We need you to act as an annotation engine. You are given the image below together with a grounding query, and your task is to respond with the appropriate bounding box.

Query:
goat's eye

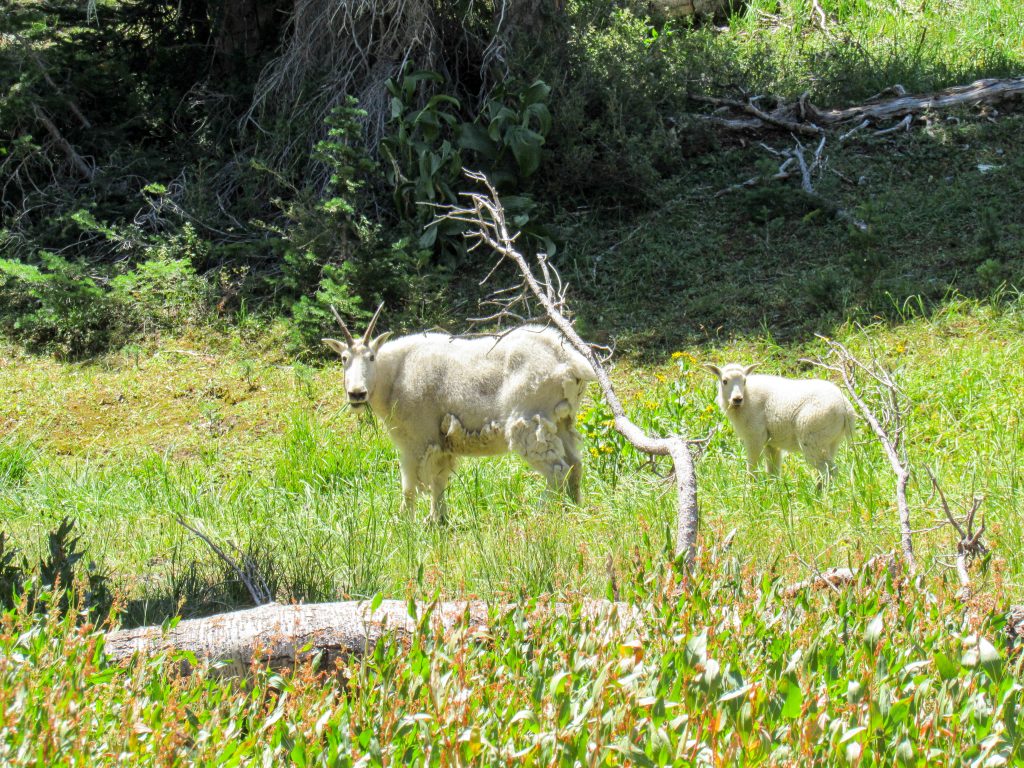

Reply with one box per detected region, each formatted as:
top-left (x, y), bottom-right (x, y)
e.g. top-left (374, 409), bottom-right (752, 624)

top-left (722, 379), bottom-right (728, 385)
top-left (341, 353), bottom-right (349, 363)
top-left (368, 353), bottom-right (375, 362)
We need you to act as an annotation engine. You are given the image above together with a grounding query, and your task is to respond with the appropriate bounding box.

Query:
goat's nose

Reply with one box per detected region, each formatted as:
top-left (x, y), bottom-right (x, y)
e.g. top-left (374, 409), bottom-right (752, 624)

top-left (731, 395), bottom-right (743, 404)
top-left (349, 387), bottom-right (367, 399)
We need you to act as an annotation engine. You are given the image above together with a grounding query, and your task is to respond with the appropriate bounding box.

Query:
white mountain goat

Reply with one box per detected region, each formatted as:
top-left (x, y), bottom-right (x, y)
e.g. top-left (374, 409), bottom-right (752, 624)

top-left (703, 362), bottom-right (856, 479)
top-left (323, 305), bottom-right (597, 522)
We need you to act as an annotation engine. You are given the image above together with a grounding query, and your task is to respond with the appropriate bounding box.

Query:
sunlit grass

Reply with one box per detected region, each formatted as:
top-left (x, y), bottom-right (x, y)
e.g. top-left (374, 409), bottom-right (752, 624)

top-left (1, 293), bottom-right (1022, 618)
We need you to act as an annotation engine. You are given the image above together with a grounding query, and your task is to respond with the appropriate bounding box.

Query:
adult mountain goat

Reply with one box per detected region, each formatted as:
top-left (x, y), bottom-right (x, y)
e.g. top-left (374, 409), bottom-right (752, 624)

top-left (323, 306), bottom-right (597, 523)
top-left (704, 362), bottom-right (856, 479)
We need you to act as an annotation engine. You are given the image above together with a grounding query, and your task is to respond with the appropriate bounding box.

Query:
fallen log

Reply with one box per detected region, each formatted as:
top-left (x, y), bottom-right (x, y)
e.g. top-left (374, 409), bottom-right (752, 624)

top-left (782, 555), bottom-right (895, 598)
top-left (804, 77), bottom-right (1024, 125)
top-left (687, 76), bottom-right (1024, 136)
top-left (103, 598), bottom-right (641, 676)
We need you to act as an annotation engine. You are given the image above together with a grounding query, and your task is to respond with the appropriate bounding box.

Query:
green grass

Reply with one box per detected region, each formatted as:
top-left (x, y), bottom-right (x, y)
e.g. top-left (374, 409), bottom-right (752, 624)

top-left (1, 293), bottom-right (1022, 619)
top-left (716, 0), bottom-right (1024, 104)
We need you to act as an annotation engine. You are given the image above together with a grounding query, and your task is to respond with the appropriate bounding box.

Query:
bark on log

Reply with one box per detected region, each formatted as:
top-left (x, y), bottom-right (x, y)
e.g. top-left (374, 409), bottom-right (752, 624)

top-left (104, 599), bottom-right (641, 676)
top-left (804, 77), bottom-right (1024, 125)
top-left (688, 77), bottom-right (1024, 136)
top-left (782, 554), bottom-right (893, 597)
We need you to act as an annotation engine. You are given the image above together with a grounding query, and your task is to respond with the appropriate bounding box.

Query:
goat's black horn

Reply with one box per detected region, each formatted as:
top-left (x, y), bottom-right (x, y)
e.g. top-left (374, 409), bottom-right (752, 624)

top-left (330, 305), bottom-right (355, 345)
top-left (363, 302), bottom-right (385, 343)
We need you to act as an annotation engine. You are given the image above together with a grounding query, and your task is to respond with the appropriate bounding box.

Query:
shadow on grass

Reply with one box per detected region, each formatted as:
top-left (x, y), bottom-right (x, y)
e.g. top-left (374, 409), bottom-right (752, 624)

top-left (556, 111), bottom-right (1024, 360)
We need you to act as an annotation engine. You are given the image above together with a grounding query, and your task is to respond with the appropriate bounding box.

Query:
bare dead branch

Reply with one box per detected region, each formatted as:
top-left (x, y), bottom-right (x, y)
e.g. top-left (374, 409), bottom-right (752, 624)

top-left (176, 517), bottom-right (273, 606)
top-left (874, 114), bottom-right (913, 136)
top-left (438, 171), bottom-right (701, 566)
top-left (685, 77), bottom-right (1024, 144)
top-left (783, 553), bottom-right (894, 597)
top-left (809, 338), bottom-right (915, 572)
top-left (32, 104), bottom-right (94, 180)
top-left (927, 468), bottom-right (987, 598)
top-left (688, 93), bottom-right (825, 136)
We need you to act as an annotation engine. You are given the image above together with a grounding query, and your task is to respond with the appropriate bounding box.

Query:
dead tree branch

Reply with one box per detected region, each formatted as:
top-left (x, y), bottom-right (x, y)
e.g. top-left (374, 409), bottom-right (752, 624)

top-left (687, 77), bottom-right (1024, 137)
top-left (176, 517), bottom-right (273, 606)
top-left (717, 136), bottom-right (868, 231)
top-left (782, 553), bottom-right (894, 597)
top-left (439, 171), bottom-right (701, 566)
top-left (32, 104), bottom-right (95, 181)
top-left (689, 93), bottom-right (824, 137)
top-left (809, 338), bottom-right (916, 572)
top-left (927, 468), bottom-right (987, 598)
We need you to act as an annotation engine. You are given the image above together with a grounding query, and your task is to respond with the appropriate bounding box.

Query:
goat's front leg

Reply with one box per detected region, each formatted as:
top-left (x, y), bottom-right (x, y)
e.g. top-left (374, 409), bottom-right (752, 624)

top-left (743, 438), bottom-right (765, 473)
top-left (398, 452), bottom-right (419, 516)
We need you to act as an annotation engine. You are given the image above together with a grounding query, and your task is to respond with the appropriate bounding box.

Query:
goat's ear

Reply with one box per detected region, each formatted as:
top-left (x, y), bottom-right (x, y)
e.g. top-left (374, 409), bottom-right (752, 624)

top-left (370, 332), bottom-right (392, 352)
top-left (702, 363), bottom-right (722, 378)
top-left (322, 338), bottom-right (349, 357)
top-left (743, 362), bottom-right (760, 376)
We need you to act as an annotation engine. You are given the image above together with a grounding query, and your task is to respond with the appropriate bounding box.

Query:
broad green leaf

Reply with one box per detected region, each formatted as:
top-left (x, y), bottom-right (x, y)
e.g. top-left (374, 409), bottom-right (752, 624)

top-left (520, 80), bottom-right (551, 106)
top-left (780, 676), bottom-right (803, 719)
top-left (455, 123), bottom-right (496, 158)
top-left (934, 651), bottom-right (959, 680)
top-left (685, 631), bottom-right (708, 666)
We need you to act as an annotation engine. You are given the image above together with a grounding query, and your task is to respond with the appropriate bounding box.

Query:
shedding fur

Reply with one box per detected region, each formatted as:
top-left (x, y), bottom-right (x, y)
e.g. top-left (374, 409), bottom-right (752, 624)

top-left (704, 362), bottom-right (856, 480)
top-left (325, 314), bottom-right (596, 523)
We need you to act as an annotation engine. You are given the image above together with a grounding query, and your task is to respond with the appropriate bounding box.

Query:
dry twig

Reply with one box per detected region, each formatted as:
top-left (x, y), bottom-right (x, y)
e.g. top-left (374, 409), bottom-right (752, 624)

top-left (927, 468), bottom-right (987, 598)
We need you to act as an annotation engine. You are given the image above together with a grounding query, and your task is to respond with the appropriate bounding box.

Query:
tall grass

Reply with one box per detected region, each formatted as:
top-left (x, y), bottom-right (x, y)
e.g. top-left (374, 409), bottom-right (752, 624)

top-left (1, 294), bottom-right (1022, 622)
top-left (720, 0), bottom-right (1024, 103)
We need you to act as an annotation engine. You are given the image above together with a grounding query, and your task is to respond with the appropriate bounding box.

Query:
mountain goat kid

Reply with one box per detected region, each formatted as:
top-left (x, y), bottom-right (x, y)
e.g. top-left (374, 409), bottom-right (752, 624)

top-left (703, 362), bottom-right (856, 479)
top-left (323, 306), bottom-right (597, 523)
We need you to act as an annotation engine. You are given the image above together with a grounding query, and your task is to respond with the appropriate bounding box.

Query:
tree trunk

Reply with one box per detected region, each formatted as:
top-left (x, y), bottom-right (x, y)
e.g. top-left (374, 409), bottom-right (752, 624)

top-left (214, 0), bottom-right (290, 64)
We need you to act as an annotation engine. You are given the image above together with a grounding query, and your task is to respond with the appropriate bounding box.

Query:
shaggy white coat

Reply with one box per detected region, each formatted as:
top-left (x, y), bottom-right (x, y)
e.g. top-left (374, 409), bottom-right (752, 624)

top-left (325, 325), bottom-right (596, 522)
top-left (705, 363), bottom-right (856, 477)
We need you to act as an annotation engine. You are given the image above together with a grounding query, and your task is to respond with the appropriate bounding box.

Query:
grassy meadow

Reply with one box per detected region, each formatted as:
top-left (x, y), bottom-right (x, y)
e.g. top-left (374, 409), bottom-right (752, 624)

top-left (3, 0), bottom-right (1024, 763)
top-left (2, 294), bottom-right (1024, 764)
top-left (2, 290), bottom-right (1023, 619)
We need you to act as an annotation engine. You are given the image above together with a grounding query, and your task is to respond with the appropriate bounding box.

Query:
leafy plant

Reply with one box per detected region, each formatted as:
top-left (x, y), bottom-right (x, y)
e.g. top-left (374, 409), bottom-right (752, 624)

top-left (382, 68), bottom-right (555, 258)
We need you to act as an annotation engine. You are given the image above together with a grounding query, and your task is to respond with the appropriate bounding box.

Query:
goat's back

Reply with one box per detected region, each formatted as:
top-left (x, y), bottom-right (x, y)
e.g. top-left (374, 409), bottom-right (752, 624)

top-left (379, 326), bottom-right (594, 434)
top-left (744, 374), bottom-right (850, 426)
